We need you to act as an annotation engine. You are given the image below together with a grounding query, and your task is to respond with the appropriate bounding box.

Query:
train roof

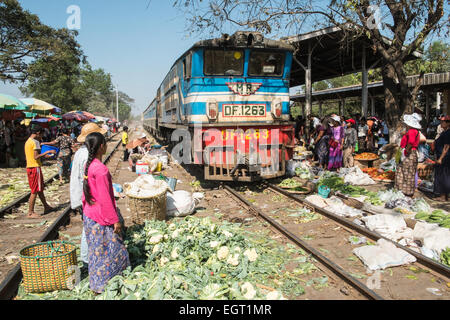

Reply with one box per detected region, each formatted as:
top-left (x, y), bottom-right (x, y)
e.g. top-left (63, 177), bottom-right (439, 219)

top-left (191, 31), bottom-right (295, 52)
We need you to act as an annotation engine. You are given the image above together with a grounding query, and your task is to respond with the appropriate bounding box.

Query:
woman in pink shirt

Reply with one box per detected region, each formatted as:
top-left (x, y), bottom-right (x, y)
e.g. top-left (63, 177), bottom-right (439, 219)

top-left (395, 114), bottom-right (421, 197)
top-left (82, 132), bottom-right (130, 294)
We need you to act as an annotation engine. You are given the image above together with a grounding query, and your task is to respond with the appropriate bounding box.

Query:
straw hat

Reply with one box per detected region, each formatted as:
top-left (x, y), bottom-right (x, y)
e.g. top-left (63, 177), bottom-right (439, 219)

top-left (331, 115), bottom-right (341, 123)
top-left (77, 122), bottom-right (107, 142)
top-left (402, 114), bottom-right (422, 129)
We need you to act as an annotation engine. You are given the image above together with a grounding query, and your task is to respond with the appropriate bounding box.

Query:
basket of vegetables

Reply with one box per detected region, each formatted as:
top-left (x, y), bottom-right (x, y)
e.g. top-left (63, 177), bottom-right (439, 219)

top-left (124, 180), bottom-right (169, 224)
top-left (278, 178), bottom-right (312, 194)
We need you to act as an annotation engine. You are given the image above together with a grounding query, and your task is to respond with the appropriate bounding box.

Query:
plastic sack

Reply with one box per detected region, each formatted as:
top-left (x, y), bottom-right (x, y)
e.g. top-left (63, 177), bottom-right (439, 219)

top-left (340, 167), bottom-right (375, 185)
top-left (166, 191), bottom-right (204, 217)
top-left (286, 160), bottom-right (302, 177)
top-left (380, 159), bottom-right (396, 171)
top-left (361, 213), bottom-right (411, 241)
top-left (353, 239), bottom-right (416, 270)
top-left (413, 222), bottom-right (450, 257)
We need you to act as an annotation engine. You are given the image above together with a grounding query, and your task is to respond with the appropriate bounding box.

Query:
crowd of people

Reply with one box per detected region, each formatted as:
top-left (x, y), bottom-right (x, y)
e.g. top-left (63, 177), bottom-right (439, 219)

top-left (0, 119), bottom-right (119, 168)
top-left (294, 111), bottom-right (450, 201)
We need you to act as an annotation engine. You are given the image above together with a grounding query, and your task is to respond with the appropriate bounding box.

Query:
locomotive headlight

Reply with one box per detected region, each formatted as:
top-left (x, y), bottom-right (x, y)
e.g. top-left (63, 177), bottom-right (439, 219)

top-left (207, 100), bottom-right (218, 120)
top-left (272, 100), bottom-right (282, 119)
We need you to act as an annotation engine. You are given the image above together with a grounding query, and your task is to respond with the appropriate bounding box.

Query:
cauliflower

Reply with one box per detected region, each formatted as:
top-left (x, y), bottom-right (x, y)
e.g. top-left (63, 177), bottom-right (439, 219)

top-left (171, 247), bottom-right (179, 259)
top-left (217, 246), bottom-right (229, 260)
top-left (222, 230), bottom-right (233, 238)
top-left (227, 253), bottom-right (240, 266)
top-left (266, 291), bottom-right (286, 300)
top-left (244, 248), bottom-right (258, 262)
top-left (172, 228), bottom-right (183, 239)
top-left (160, 257), bottom-right (169, 266)
top-left (149, 234), bottom-right (163, 244)
top-left (152, 244), bottom-right (160, 254)
top-left (233, 246), bottom-right (241, 253)
top-left (210, 241), bottom-right (220, 248)
top-left (163, 234), bottom-right (169, 240)
top-left (146, 228), bottom-right (159, 235)
top-left (168, 223), bottom-right (176, 231)
top-left (241, 282), bottom-right (256, 300)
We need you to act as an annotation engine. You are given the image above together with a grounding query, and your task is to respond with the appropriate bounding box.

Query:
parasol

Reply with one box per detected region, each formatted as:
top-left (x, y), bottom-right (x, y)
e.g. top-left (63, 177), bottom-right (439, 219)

top-left (63, 111), bottom-right (89, 122)
top-left (81, 111), bottom-right (96, 119)
top-left (20, 98), bottom-right (60, 115)
top-left (0, 94), bottom-right (29, 111)
top-left (126, 138), bottom-right (148, 149)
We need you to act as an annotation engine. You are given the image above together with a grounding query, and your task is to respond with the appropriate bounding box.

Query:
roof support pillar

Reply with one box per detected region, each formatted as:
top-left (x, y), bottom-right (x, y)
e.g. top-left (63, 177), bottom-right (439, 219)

top-left (305, 43), bottom-right (312, 119)
top-left (319, 100), bottom-right (323, 117)
top-left (362, 47), bottom-right (368, 118)
top-left (371, 96), bottom-right (375, 116)
top-left (425, 91), bottom-right (430, 129)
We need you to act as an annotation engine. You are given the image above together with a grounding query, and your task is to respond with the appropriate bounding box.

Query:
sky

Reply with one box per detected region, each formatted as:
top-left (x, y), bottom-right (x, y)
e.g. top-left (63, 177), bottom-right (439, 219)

top-left (0, 0), bottom-right (200, 116)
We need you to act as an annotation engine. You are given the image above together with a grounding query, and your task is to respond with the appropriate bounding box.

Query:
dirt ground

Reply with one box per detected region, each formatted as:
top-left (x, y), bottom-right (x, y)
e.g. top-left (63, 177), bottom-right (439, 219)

top-left (1, 126), bottom-right (449, 300)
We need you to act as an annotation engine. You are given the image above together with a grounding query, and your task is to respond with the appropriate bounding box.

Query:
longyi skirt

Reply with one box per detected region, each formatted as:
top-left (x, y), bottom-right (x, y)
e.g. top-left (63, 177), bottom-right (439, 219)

top-left (83, 215), bottom-right (130, 293)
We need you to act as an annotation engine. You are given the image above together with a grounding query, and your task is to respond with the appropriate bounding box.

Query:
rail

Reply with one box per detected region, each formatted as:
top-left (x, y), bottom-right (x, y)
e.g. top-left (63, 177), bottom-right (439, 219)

top-left (0, 135), bottom-right (122, 300)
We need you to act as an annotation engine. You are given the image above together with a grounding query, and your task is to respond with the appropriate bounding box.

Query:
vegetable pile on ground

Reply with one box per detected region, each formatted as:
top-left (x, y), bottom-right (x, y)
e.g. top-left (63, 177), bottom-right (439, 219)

top-left (440, 248), bottom-right (450, 267)
top-left (0, 166), bottom-right (58, 207)
top-left (318, 175), bottom-right (382, 205)
top-left (17, 217), bottom-right (321, 300)
top-left (354, 153), bottom-right (378, 160)
top-left (415, 210), bottom-right (450, 229)
top-left (362, 168), bottom-right (395, 181)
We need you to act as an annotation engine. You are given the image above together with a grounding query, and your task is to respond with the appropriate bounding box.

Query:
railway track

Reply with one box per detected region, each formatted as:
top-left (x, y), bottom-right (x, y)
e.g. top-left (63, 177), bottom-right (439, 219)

top-left (223, 182), bottom-right (450, 300)
top-left (0, 132), bottom-right (120, 218)
top-left (0, 132), bottom-right (123, 300)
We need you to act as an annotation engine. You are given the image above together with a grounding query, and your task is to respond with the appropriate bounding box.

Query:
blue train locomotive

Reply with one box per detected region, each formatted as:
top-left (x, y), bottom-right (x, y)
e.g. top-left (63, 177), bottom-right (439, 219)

top-left (143, 31), bottom-right (295, 181)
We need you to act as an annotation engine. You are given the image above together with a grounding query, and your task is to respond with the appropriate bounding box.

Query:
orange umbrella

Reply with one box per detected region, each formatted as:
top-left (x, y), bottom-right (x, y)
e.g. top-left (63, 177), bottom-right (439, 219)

top-left (126, 138), bottom-right (148, 149)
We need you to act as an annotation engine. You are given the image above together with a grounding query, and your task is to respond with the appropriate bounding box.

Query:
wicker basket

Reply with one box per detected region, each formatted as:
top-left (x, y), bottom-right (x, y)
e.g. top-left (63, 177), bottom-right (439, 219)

top-left (417, 163), bottom-right (434, 180)
top-left (19, 241), bottom-right (77, 293)
top-left (125, 184), bottom-right (168, 224)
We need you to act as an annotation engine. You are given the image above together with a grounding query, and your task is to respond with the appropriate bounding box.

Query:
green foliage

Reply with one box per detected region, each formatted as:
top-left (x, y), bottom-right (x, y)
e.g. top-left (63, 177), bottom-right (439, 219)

top-left (0, 0), bottom-right (56, 82)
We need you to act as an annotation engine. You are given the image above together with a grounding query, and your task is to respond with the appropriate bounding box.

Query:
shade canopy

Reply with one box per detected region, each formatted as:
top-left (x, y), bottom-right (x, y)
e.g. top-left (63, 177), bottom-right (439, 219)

top-left (20, 98), bottom-right (61, 114)
top-left (0, 94), bottom-right (29, 111)
top-left (62, 111), bottom-right (89, 122)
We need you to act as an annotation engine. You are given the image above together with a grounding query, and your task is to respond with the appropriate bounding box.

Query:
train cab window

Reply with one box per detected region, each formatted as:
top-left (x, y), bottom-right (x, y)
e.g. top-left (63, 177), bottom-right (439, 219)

top-left (183, 54), bottom-right (192, 79)
top-left (204, 49), bottom-right (244, 76)
top-left (248, 51), bottom-right (285, 77)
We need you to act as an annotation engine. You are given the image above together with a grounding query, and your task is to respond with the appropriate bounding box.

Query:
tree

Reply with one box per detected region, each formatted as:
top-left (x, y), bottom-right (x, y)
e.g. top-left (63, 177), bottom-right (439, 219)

top-left (0, 0), bottom-right (59, 82)
top-left (19, 28), bottom-right (84, 112)
top-left (176, 0), bottom-right (447, 141)
top-left (77, 62), bottom-right (114, 114)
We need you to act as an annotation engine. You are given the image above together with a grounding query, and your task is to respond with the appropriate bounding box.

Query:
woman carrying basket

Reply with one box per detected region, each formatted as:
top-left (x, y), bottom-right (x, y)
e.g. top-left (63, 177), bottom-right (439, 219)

top-left (82, 132), bottom-right (130, 294)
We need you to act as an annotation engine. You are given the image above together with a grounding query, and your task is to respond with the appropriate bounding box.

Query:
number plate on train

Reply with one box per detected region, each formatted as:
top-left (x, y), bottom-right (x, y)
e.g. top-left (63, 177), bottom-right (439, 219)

top-left (222, 104), bottom-right (266, 117)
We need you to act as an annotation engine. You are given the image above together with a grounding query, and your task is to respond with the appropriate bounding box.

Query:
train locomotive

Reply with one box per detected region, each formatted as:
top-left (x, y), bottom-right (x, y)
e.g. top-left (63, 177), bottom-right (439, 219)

top-left (143, 31), bottom-right (295, 181)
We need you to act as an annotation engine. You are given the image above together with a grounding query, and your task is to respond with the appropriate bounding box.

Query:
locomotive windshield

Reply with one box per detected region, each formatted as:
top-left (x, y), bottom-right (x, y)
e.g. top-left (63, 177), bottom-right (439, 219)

top-left (248, 51), bottom-right (285, 77)
top-left (204, 49), bottom-right (244, 76)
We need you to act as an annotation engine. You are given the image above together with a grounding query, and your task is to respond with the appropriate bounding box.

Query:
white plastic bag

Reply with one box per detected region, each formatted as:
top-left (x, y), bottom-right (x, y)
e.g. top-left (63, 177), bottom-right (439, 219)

top-left (361, 213), bottom-right (412, 241)
top-left (286, 160), bottom-right (301, 177)
top-left (412, 222), bottom-right (450, 258)
top-left (166, 191), bottom-right (204, 217)
top-left (352, 239), bottom-right (416, 271)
